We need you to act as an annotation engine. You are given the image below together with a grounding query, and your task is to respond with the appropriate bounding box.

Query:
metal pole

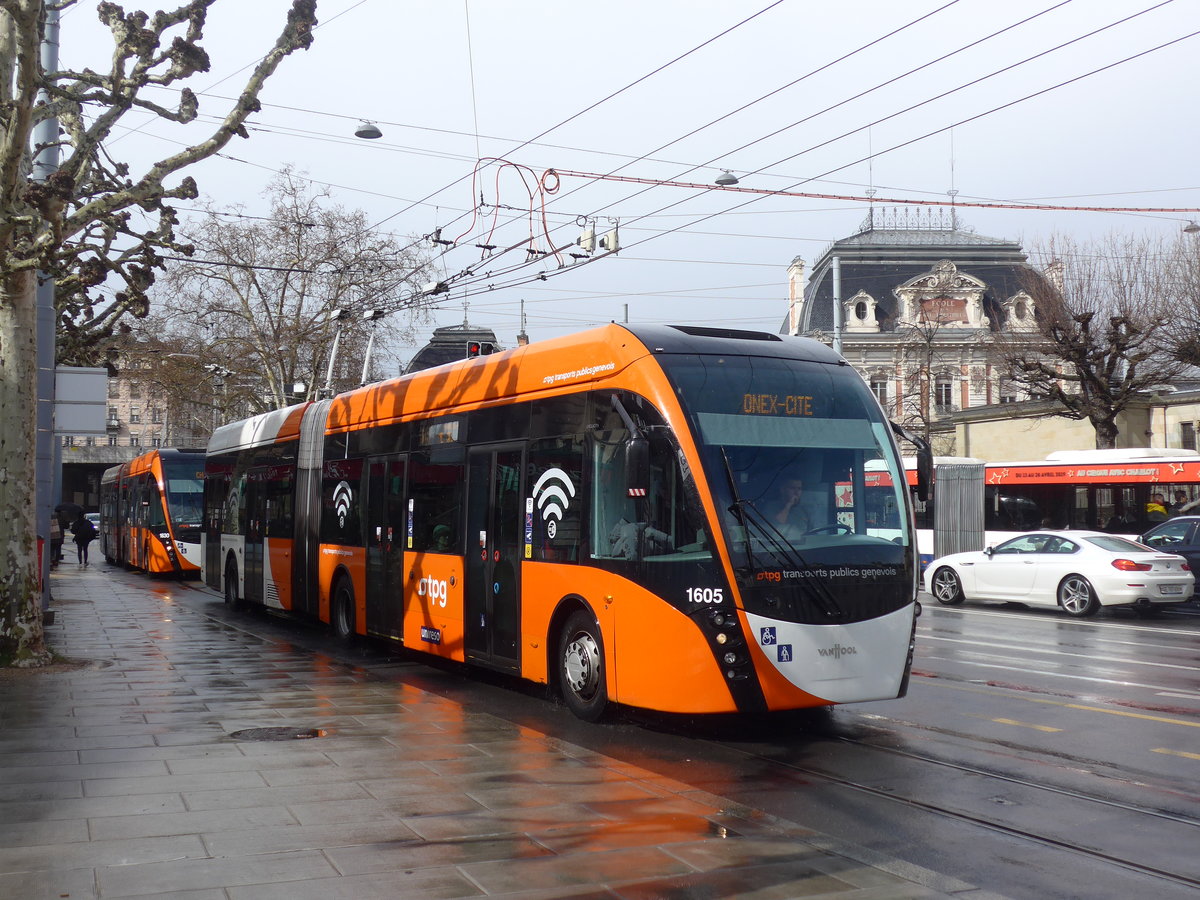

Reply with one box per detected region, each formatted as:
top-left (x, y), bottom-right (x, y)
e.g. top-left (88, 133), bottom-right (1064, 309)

top-left (34, 6), bottom-right (61, 613)
top-left (831, 256), bottom-right (843, 355)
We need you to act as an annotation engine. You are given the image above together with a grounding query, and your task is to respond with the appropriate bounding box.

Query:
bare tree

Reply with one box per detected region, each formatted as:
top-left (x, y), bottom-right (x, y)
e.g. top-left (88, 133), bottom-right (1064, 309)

top-left (154, 169), bottom-right (435, 412)
top-left (1158, 232), bottom-right (1200, 367)
top-left (1, 0), bottom-right (316, 666)
top-left (896, 316), bottom-right (962, 453)
top-left (991, 234), bottom-right (1186, 450)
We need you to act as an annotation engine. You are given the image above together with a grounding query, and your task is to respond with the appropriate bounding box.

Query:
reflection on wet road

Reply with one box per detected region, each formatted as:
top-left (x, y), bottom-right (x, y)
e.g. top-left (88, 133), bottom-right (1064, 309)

top-left (160, 576), bottom-right (1200, 900)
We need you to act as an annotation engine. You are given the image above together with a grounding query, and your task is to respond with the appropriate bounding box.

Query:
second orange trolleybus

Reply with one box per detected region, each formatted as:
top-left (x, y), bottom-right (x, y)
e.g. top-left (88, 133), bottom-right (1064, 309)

top-left (99, 448), bottom-right (206, 575)
top-left (204, 324), bottom-right (927, 718)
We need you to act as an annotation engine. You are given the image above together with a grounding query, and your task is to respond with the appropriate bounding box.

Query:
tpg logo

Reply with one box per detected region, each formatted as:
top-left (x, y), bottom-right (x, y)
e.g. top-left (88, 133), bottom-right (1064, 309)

top-left (416, 575), bottom-right (448, 608)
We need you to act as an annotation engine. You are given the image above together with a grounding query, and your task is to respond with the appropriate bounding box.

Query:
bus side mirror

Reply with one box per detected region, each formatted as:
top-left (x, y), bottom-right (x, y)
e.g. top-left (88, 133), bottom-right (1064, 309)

top-left (915, 443), bottom-right (933, 503)
top-left (889, 421), bottom-right (933, 503)
top-left (626, 437), bottom-right (649, 498)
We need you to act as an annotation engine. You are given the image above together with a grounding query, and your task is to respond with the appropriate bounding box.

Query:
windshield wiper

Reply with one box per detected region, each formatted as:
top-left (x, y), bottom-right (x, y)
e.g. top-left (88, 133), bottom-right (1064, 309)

top-left (718, 449), bottom-right (843, 619)
top-left (737, 503), bottom-right (844, 620)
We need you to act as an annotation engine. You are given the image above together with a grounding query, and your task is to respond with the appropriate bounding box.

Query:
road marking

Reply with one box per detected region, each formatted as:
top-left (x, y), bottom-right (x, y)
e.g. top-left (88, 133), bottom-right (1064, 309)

top-left (992, 717), bottom-right (1062, 733)
top-left (921, 678), bottom-right (1200, 729)
top-left (919, 634), bottom-right (1200, 675)
top-left (1152, 748), bottom-right (1200, 761)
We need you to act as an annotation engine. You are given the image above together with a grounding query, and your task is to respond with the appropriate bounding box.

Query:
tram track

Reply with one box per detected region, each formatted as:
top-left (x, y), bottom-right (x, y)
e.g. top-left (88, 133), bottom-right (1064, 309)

top-left (713, 719), bottom-right (1200, 894)
top-left (166, 574), bottom-right (1200, 894)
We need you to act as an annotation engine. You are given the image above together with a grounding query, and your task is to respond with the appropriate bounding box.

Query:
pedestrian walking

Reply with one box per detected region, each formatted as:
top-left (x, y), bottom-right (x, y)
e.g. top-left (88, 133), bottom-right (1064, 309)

top-left (49, 516), bottom-right (63, 567)
top-left (72, 512), bottom-right (97, 567)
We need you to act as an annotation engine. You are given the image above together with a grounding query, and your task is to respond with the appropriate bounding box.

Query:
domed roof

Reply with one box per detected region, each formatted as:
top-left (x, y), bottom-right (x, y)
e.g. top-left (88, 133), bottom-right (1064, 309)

top-left (796, 210), bottom-right (1034, 334)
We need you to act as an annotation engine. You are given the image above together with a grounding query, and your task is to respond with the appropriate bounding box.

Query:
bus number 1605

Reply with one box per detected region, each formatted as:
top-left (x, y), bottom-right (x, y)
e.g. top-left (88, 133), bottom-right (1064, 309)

top-left (687, 587), bottom-right (724, 604)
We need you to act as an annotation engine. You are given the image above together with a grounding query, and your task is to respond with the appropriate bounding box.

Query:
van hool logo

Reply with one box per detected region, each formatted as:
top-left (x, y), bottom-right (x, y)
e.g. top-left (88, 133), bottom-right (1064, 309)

top-left (817, 643), bottom-right (857, 660)
top-left (332, 481), bottom-right (353, 528)
top-left (532, 467), bottom-right (575, 539)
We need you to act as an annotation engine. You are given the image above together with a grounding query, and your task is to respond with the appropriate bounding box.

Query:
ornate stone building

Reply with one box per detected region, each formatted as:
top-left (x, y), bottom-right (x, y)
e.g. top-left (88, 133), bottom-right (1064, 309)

top-left (785, 209), bottom-right (1047, 453)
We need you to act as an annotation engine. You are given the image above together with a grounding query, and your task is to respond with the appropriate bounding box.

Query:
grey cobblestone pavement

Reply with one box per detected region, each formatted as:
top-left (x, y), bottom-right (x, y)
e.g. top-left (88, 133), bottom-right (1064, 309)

top-left (0, 564), bottom-right (1002, 899)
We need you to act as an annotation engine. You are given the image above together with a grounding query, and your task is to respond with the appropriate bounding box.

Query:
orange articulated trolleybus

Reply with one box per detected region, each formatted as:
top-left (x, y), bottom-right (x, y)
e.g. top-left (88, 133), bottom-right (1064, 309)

top-left (204, 324), bottom-right (928, 719)
top-left (99, 448), bottom-right (206, 575)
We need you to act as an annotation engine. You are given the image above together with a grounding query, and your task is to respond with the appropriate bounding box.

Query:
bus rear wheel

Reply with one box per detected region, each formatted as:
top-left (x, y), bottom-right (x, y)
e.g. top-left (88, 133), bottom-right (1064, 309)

top-left (332, 577), bottom-right (356, 642)
top-left (557, 610), bottom-right (608, 721)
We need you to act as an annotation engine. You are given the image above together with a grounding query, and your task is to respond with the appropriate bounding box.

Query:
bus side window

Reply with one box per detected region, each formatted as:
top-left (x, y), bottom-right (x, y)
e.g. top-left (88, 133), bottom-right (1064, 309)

top-left (530, 437), bottom-right (583, 563)
top-left (590, 432), bottom-right (632, 559)
top-left (320, 458), bottom-right (365, 546)
top-left (410, 456), bottom-right (463, 553)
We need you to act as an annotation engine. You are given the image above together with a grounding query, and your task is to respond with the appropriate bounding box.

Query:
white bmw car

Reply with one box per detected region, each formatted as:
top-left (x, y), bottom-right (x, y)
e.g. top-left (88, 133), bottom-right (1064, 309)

top-left (924, 531), bottom-right (1194, 618)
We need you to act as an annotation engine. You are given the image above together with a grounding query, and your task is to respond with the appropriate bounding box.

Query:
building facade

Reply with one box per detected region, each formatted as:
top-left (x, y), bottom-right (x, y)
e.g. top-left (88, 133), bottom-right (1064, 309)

top-left (786, 209), bottom-right (1047, 454)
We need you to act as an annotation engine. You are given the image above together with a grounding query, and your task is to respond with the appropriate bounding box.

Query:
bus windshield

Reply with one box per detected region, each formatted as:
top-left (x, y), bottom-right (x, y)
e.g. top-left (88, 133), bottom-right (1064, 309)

top-left (662, 354), bottom-right (911, 592)
top-left (164, 457), bottom-right (204, 526)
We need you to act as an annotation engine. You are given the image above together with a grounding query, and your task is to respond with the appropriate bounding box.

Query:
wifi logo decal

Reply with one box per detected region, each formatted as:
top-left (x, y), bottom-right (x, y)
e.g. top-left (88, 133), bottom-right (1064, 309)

top-left (532, 468), bottom-right (575, 539)
top-left (332, 481), bottom-right (354, 528)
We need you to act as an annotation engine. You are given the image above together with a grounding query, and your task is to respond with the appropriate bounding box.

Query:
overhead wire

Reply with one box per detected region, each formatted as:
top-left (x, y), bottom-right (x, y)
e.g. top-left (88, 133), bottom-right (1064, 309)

top-left (376, 1), bottom-right (1141, 309)
top-left (440, 2), bottom-right (1194, 306)
top-left (364, 0), bottom-right (791, 233)
top-left (439, 24), bottom-right (1199, 311)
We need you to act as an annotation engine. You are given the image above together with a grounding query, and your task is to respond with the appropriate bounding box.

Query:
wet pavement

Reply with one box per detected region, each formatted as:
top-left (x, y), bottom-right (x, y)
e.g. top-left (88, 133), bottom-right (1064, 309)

top-left (0, 564), bottom-right (1003, 899)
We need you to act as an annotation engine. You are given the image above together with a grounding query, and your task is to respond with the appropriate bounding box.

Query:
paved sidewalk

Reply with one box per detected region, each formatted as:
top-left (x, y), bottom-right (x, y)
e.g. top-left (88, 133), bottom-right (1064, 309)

top-left (0, 564), bottom-right (996, 899)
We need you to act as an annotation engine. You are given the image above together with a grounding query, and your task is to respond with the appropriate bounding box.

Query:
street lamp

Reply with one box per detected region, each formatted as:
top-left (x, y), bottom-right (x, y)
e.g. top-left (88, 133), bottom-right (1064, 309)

top-left (354, 121), bottom-right (382, 139)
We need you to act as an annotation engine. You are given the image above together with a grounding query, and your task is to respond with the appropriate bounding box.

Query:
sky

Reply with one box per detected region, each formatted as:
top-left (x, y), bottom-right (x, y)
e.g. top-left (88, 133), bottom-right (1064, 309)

top-left (58, 0), bottom-right (1200, 369)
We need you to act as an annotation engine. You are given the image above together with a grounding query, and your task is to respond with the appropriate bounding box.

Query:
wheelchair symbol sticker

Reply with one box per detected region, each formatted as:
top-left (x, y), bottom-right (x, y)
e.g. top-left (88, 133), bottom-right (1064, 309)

top-left (760, 627), bottom-right (777, 645)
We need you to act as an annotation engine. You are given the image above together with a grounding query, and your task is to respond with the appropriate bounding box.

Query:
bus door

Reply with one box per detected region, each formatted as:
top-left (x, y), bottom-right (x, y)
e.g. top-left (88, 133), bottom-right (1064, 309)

top-left (243, 470), bottom-right (267, 604)
top-left (203, 473), bottom-right (224, 590)
top-left (465, 445), bottom-right (523, 669)
top-left (365, 454), bottom-right (407, 639)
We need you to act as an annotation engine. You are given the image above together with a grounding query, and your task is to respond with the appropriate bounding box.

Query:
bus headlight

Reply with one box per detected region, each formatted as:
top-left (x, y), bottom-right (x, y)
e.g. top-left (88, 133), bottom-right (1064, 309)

top-left (723, 651), bottom-right (738, 665)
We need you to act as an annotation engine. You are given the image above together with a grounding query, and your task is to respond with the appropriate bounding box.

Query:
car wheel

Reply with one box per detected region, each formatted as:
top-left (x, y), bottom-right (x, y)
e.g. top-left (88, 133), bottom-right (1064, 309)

top-left (223, 558), bottom-right (240, 607)
top-left (1058, 574), bottom-right (1099, 617)
top-left (557, 609), bottom-right (608, 721)
top-left (332, 576), bottom-right (356, 642)
top-left (931, 567), bottom-right (965, 605)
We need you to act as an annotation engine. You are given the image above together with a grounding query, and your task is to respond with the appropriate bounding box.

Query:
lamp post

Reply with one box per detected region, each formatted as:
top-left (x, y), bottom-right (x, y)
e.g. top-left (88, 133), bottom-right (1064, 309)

top-left (203, 365), bottom-right (232, 432)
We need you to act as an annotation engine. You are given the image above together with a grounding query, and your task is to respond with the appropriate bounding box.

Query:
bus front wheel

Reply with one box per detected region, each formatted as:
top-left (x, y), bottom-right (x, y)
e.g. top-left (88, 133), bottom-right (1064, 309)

top-left (223, 559), bottom-right (240, 607)
top-left (332, 577), bottom-right (356, 642)
top-left (557, 610), bottom-right (608, 721)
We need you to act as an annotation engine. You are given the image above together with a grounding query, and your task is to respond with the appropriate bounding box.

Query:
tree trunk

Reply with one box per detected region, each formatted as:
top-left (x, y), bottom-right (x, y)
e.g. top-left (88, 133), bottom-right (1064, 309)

top-left (0, 268), bottom-right (49, 666)
top-left (1094, 417), bottom-right (1119, 450)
